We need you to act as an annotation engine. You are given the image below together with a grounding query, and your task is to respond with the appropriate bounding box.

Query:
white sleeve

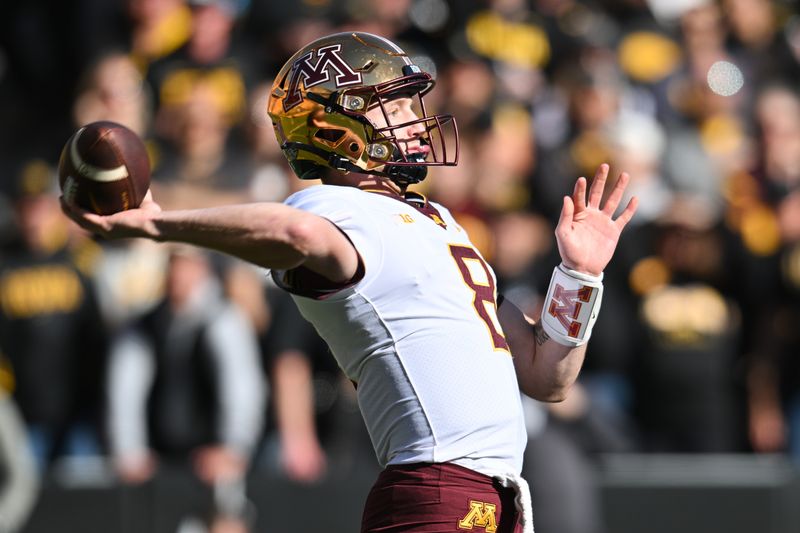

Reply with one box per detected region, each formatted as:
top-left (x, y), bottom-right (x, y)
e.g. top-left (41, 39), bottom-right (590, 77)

top-left (107, 331), bottom-right (154, 457)
top-left (284, 186), bottom-right (384, 294)
top-left (205, 304), bottom-right (267, 458)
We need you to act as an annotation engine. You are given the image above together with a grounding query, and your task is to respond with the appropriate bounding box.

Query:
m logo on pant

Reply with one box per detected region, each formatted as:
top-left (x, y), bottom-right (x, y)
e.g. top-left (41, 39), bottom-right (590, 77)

top-left (458, 500), bottom-right (497, 532)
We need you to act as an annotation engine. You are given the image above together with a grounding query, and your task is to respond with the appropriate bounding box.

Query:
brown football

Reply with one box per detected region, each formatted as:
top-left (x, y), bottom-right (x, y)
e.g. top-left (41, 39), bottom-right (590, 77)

top-left (58, 121), bottom-right (150, 215)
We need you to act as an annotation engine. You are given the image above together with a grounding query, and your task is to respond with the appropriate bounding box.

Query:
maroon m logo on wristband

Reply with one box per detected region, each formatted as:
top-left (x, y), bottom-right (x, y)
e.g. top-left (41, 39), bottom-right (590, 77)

top-left (283, 44), bottom-right (362, 111)
top-left (548, 284), bottom-right (593, 337)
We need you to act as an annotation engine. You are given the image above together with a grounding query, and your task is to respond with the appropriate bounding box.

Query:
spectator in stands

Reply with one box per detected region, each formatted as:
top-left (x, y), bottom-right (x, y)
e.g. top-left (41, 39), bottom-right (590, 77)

top-left (532, 52), bottom-right (628, 221)
top-left (146, 0), bottom-right (252, 129)
top-left (72, 51), bottom-right (153, 138)
top-left (64, 49), bottom-right (170, 335)
top-left (74, 0), bottom-right (193, 75)
top-left (722, 0), bottom-right (800, 91)
top-left (260, 287), bottom-right (375, 484)
top-left (142, 0), bottom-right (255, 210)
top-left (741, 83), bottom-right (800, 463)
top-left (149, 77), bottom-right (253, 209)
top-left (107, 245), bottom-right (266, 529)
top-left (0, 162), bottom-right (108, 470)
top-left (599, 107), bottom-right (749, 453)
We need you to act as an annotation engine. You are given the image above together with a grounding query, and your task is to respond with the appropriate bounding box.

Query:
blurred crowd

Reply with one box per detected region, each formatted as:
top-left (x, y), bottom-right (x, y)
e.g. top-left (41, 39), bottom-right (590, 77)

top-left (2, 0), bottom-right (800, 532)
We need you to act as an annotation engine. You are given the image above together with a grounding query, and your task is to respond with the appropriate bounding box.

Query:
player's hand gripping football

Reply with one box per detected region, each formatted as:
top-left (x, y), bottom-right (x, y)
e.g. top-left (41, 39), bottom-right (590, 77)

top-left (60, 189), bottom-right (162, 240)
top-left (555, 164), bottom-right (638, 276)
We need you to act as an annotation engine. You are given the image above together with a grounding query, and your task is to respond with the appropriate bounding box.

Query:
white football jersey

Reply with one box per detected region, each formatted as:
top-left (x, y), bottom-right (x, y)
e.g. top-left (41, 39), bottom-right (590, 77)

top-left (273, 185), bottom-right (527, 476)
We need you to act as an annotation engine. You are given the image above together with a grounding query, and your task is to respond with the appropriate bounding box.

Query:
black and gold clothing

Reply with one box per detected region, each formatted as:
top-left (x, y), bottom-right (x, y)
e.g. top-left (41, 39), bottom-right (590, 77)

top-left (617, 220), bottom-right (749, 452)
top-left (0, 246), bottom-right (108, 462)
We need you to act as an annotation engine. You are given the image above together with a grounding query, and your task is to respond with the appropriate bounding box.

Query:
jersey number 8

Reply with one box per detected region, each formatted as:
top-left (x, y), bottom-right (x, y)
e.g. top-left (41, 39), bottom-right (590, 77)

top-left (449, 245), bottom-right (510, 352)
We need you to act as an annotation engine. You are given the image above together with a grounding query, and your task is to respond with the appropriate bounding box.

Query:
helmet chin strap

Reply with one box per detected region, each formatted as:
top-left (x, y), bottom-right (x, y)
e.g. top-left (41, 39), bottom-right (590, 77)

top-left (385, 149), bottom-right (428, 188)
top-left (282, 141), bottom-right (428, 188)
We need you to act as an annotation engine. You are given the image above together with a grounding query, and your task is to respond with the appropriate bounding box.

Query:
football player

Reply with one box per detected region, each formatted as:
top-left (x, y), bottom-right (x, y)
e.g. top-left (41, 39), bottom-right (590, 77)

top-left (62, 32), bottom-right (637, 533)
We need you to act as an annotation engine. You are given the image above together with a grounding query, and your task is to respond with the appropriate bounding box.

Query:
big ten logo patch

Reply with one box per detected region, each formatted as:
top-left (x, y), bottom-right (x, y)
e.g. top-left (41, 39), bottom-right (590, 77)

top-left (458, 500), bottom-right (498, 532)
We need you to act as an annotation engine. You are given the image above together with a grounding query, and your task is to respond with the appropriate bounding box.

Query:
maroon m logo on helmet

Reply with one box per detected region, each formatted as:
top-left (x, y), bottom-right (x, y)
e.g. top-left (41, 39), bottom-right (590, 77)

top-left (283, 44), bottom-right (362, 112)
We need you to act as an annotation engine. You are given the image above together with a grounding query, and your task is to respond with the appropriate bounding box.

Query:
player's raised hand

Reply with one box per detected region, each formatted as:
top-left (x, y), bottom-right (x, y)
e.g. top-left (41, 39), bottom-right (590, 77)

top-left (555, 164), bottom-right (637, 276)
top-left (60, 189), bottom-right (162, 240)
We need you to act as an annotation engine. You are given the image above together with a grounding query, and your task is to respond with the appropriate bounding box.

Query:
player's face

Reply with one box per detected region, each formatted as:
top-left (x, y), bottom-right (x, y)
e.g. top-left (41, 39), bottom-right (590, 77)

top-left (366, 96), bottom-right (428, 159)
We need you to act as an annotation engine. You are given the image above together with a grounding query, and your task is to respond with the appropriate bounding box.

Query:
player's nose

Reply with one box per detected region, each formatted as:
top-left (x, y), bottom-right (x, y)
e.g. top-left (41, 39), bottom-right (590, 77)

top-left (405, 115), bottom-right (425, 138)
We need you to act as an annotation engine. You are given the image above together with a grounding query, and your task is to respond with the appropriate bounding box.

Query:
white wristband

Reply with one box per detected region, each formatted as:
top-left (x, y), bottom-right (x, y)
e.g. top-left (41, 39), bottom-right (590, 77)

top-left (540, 263), bottom-right (604, 347)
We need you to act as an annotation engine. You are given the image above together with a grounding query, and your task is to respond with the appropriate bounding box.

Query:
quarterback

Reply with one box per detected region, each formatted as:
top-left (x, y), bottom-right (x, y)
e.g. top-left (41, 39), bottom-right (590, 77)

top-left (62, 32), bottom-right (637, 533)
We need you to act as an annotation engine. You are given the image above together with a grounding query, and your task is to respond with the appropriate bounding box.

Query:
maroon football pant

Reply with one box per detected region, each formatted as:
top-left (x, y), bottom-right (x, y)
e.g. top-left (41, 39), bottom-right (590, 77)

top-left (361, 462), bottom-right (522, 533)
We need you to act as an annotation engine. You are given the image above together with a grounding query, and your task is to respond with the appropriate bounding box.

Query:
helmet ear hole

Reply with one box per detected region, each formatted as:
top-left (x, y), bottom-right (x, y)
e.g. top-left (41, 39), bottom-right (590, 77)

top-left (315, 129), bottom-right (346, 143)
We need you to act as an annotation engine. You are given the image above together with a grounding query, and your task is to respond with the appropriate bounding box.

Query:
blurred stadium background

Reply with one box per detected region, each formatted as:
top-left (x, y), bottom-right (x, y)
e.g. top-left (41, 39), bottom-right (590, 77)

top-left (2, 0), bottom-right (800, 532)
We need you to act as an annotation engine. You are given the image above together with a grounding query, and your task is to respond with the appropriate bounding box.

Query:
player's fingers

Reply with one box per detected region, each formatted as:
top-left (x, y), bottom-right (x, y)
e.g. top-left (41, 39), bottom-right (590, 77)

top-left (602, 171), bottom-right (630, 215)
top-left (558, 195), bottom-right (575, 229)
top-left (588, 163), bottom-right (609, 209)
top-left (614, 196), bottom-right (639, 230)
top-left (59, 197), bottom-right (89, 224)
top-left (59, 196), bottom-right (107, 233)
top-left (573, 177), bottom-right (587, 212)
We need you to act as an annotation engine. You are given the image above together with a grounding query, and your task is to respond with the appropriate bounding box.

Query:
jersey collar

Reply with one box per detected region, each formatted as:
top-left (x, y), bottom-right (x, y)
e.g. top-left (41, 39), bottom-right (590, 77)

top-left (358, 184), bottom-right (447, 229)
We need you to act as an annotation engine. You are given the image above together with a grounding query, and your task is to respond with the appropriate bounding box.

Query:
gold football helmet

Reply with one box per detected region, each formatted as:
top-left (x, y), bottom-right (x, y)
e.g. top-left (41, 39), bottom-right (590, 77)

top-left (267, 32), bottom-right (459, 187)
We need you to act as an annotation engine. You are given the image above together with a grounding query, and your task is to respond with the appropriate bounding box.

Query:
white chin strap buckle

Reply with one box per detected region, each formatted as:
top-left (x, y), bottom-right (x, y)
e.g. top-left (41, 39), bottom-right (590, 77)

top-left (540, 263), bottom-right (603, 347)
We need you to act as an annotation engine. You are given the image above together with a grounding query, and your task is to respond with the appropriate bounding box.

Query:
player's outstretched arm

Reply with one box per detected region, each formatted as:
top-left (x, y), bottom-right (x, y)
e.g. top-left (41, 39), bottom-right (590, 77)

top-left (60, 190), bottom-right (360, 282)
top-left (501, 164), bottom-right (637, 401)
